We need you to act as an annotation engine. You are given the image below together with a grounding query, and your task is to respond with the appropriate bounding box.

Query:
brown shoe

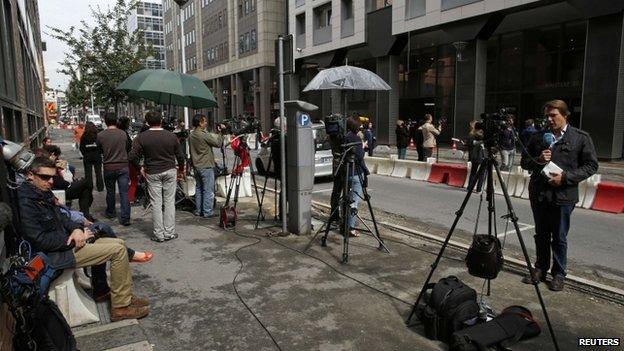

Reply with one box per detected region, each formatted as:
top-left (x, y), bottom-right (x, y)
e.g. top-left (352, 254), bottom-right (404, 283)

top-left (110, 305), bottom-right (149, 322)
top-left (130, 295), bottom-right (150, 307)
top-left (521, 268), bottom-right (546, 284)
top-left (549, 275), bottom-right (565, 291)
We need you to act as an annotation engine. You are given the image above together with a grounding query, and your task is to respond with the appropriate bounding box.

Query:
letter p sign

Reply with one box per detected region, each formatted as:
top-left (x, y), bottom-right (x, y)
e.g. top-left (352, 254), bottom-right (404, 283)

top-left (298, 113), bottom-right (311, 127)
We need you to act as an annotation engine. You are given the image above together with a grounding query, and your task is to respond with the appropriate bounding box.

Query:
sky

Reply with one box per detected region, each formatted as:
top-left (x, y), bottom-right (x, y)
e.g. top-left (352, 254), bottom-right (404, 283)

top-left (39, 0), bottom-right (118, 91)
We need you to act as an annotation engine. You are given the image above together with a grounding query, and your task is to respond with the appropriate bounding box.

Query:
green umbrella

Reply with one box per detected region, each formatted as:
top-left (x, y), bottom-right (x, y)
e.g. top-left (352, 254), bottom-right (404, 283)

top-left (116, 69), bottom-right (218, 109)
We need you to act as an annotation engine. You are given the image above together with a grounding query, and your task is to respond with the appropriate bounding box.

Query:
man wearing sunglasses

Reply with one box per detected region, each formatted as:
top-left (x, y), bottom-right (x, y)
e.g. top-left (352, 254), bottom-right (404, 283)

top-left (520, 99), bottom-right (598, 291)
top-left (18, 156), bottom-right (150, 321)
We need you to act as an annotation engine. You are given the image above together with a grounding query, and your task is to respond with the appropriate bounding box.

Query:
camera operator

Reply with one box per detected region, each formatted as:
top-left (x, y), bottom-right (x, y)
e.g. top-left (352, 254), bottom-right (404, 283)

top-left (520, 99), bottom-right (598, 291)
top-left (189, 114), bottom-right (225, 218)
top-left (344, 117), bottom-right (369, 237)
top-left (421, 114), bottom-right (442, 158)
top-left (466, 120), bottom-right (485, 192)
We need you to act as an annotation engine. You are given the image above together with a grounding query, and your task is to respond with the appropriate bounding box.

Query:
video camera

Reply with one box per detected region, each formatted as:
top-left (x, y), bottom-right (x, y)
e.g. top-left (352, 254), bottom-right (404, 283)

top-left (324, 113), bottom-right (346, 139)
top-left (475, 107), bottom-right (516, 149)
top-left (221, 115), bottom-right (260, 136)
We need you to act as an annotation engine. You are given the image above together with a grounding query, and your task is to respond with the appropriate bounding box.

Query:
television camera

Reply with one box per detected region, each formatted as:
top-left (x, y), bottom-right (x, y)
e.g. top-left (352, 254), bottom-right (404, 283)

top-left (221, 115), bottom-right (261, 136)
top-left (474, 107), bottom-right (516, 150)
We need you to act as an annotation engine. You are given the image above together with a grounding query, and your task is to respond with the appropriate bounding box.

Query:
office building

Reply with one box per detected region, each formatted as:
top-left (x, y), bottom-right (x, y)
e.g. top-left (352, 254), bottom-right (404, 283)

top-left (128, 0), bottom-right (166, 69)
top-left (163, 0), bottom-right (285, 129)
top-left (289, 0), bottom-right (624, 160)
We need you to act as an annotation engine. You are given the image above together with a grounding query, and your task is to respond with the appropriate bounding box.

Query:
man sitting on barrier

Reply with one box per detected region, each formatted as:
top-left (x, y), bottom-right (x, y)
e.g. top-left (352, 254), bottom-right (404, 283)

top-left (18, 156), bottom-right (150, 321)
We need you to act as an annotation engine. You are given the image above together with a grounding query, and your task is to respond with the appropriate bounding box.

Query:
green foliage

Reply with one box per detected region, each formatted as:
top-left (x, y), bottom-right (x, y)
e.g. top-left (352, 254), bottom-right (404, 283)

top-left (48, 0), bottom-right (155, 111)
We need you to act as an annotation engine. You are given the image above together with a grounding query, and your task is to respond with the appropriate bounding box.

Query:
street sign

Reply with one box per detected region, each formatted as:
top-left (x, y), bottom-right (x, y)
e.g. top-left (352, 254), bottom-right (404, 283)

top-left (298, 113), bottom-right (311, 127)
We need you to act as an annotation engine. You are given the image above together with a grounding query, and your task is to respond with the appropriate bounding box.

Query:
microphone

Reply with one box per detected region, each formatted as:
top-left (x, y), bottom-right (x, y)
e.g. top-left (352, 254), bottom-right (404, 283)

top-left (543, 132), bottom-right (555, 149)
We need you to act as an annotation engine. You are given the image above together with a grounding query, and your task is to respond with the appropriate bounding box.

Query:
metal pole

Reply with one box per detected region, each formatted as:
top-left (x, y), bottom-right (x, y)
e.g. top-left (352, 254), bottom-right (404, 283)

top-left (278, 36), bottom-right (287, 235)
top-left (179, 6), bottom-right (189, 130)
top-left (90, 86), bottom-right (95, 115)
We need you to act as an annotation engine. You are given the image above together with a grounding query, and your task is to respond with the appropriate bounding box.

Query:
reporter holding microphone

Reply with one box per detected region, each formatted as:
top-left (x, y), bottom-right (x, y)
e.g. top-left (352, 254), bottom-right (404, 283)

top-left (520, 100), bottom-right (598, 291)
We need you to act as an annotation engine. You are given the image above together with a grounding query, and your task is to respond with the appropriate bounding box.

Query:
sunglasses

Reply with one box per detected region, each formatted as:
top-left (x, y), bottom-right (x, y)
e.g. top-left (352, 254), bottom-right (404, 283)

top-left (34, 173), bottom-right (55, 181)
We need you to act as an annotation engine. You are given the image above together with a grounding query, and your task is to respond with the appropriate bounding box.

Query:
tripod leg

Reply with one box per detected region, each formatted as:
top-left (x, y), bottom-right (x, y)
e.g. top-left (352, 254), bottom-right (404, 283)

top-left (406, 157), bottom-right (488, 325)
top-left (342, 162), bottom-right (352, 264)
top-left (305, 205), bottom-right (340, 251)
top-left (492, 161), bottom-right (560, 351)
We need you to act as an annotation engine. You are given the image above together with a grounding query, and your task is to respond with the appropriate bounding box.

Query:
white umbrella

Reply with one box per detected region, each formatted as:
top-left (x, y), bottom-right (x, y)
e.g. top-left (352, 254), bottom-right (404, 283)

top-left (303, 65), bottom-right (391, 92)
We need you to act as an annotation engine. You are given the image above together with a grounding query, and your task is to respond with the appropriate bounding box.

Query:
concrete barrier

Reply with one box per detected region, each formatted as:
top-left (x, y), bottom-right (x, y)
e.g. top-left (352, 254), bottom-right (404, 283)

top-left (581, 174), bottom-right (601, 209)
top-left (375, 157), bottom-right (395, 176)
top-left (427, 163), bottom-right (468, 187)
top-left (408, 160), bottom-right (433, 181)
top-left (464, 162), bottom-right (472, 188)
top-left (390, 159), bottom-right (410, 178)
top-left (216, 169), bottom-right (253, 198)
top-left (519, 171), bottom-right (531, 199)
top-left (48, 269), bottom-right (100, 327)
top-left (364, 156), bottom-right (383, 174)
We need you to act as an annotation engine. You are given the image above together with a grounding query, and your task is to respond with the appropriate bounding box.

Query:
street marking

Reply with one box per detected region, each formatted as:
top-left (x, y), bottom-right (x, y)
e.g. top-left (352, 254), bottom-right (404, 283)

top-left (497, 222), bottom-right (534, 238)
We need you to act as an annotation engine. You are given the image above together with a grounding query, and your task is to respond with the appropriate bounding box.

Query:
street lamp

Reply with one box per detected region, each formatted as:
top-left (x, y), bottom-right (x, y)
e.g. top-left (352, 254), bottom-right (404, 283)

top-left (174, 0), bottom-right (189, 131)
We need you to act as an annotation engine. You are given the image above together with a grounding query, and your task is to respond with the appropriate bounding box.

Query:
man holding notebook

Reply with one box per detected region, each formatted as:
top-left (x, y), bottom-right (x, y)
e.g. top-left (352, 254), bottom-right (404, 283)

top-left (520, 99), bottom-right (598, 291)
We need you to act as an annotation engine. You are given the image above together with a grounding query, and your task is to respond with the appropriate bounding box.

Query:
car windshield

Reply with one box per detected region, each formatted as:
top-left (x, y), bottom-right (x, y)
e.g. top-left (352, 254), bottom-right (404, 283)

top-left (313, 126), bottom-right (331, 151)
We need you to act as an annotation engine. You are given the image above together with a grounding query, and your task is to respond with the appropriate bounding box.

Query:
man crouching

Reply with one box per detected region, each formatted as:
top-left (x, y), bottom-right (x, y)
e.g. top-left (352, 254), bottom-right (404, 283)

top-left (18, 155), bottom-right (149, 321)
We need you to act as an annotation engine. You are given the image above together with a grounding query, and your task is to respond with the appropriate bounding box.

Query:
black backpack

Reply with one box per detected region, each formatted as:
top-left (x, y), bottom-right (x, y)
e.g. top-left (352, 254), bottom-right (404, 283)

top-left (13, 298), bottom-right (78, 351)
top-left (450, 305), bottom-right (542, 351)
top-left (417, 276), bottom-right (480, 343)
top-left (466, 235), bottom-right (504, 280)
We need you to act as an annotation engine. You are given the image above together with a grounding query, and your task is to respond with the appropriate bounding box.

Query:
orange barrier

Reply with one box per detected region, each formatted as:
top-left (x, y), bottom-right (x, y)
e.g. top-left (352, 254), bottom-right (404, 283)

top-left (427, 163), bottom-right (468, 187)
top-left (591, 181), bottom-right (624, 213)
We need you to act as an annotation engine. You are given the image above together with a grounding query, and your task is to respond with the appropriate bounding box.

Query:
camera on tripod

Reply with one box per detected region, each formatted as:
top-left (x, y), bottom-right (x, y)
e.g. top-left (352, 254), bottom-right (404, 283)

top-left (475, 107), bottom-right (516, 149)
top-left (221, 115), bottom-right (260, 136)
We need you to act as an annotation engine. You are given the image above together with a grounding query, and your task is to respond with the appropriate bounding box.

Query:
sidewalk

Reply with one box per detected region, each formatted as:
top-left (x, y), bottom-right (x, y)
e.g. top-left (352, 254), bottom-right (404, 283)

top-left (373, 145), bottom-right (624, 182)
top-left (49, 130), bottom-right (624, 350)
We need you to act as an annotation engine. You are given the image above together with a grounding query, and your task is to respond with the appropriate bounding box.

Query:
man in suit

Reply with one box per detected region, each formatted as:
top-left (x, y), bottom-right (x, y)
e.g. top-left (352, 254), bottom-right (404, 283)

top-left (520, 99), bottom-right (598, 291)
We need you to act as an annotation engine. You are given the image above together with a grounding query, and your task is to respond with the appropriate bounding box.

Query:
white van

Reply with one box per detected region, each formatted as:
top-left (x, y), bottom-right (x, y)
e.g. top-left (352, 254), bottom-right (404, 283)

top-left (86, 114), bottom-right (103, 129)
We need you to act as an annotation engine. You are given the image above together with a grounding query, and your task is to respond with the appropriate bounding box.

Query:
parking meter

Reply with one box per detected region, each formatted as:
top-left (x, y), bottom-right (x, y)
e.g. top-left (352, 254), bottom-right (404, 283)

top-left (285, 100), bottom-right (318, 235)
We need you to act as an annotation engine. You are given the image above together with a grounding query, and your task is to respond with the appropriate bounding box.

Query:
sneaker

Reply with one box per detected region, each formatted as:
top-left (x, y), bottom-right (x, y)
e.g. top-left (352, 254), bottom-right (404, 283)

top-left (110, 305), bottom-right (149, 322)
top-left (164, 233), bottom-right (179, 241)
top-left (549, 275), bottom-right (565, 291)
top-left (202, 213), bottom-right (218, 219)
top-left (521, 268), bottom-right (546, 284)
top-left (130, 295), bottom-right (150, 307)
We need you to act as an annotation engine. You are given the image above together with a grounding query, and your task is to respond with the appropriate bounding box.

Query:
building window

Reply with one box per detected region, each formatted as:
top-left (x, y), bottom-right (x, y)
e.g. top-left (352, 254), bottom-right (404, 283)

top-left (405, 0), bottom-right (425, 19)
top-left (342, 0), bottom-right (353, 19)
top-left (441, 0), bottom-right (481, 11)
top-left (250, 30), bottom-right (257, 50)
top-left (314, 4), bottom-right (332, 29)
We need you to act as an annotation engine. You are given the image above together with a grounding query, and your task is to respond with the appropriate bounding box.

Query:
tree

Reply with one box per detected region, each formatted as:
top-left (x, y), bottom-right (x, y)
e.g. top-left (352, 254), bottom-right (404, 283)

top-left (48, 0), bottom-right (155, 115)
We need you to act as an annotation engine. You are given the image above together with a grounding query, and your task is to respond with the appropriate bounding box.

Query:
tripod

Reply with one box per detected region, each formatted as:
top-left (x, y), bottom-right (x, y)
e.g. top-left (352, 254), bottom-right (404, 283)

top-left (254, 144), bottom-right (281, 229)
top-left (405, 148), bottom-right (560, 351)
top-left (306, 147), bottom-right (390, 263)
top-left (221, 137), bottom-right (263, 225)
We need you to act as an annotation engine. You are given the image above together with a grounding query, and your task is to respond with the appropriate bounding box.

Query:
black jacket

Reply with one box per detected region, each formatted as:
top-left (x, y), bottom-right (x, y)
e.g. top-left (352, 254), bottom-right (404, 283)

top-left (80, 134), bottom-right (102, 164)
top-left (521, 126), bottom-right (598, 205)
top-left (396, 125), bottom-right (409, 148)
top-left (17, 181), bottom-right (81, 269)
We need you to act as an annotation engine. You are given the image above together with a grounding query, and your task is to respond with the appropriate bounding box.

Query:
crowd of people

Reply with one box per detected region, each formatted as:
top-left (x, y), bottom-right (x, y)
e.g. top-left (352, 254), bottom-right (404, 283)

top-left (11, 98), bottom-right (596, 335)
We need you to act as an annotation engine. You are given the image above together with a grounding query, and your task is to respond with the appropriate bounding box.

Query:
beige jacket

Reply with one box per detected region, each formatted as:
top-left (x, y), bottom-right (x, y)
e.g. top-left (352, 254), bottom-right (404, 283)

top-left (421, 122), bottom-right (441, 148)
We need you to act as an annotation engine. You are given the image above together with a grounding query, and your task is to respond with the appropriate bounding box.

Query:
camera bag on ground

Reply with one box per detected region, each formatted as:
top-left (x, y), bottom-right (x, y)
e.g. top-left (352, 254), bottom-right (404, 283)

top-left (417, 276), bottom-right (480, 343)
top-left (450, 305), bottom-right (542, 351)
top-left (0, 242), bottom-right (77, 351)
top-left (220, 205), bottom-right (237, 228)
top-left (466, 234), bottom-right (504, 279)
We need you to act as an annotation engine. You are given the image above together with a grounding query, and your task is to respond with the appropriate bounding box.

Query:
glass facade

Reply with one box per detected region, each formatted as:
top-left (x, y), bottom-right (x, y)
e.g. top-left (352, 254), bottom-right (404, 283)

top-left (485, 20), bottom-right (586, 127)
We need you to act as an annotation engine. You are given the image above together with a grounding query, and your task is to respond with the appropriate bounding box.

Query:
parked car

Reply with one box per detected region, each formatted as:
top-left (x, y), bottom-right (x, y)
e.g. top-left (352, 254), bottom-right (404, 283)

top-left (255, 122), bottom-right (333, 178)
top-left (86, 114), bottom-right (103, 129)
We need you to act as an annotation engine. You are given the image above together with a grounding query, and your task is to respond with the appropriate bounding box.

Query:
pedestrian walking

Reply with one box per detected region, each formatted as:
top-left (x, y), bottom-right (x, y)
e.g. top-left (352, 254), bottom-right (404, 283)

top-left (73, 123), bottom-right (85, 158)
top-left (521, 99), bottom-right (598, 291)
top-left (129, 111), bottom-right (185, 242)
top-left (79, 121), bottom-right (104, 192)
top-left (395, 120), bottom-right (409, 159)
top-left (189, 114), bottom-right (224, 218)
top-left (421, 114), bottom-right (442, 159)
top-left (97, 113), bottom-right (131, 226)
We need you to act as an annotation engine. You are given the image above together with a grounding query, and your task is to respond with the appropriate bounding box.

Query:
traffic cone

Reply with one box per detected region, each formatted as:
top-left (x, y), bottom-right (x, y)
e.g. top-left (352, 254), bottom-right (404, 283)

top-left (409, 138), bottom-right (415, 149)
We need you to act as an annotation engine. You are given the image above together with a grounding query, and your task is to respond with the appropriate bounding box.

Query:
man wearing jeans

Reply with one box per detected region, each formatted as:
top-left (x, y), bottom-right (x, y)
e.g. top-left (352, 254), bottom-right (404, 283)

top-left (97, 113), bottom-right (131, 225)
top-left (129, 111), bottom-right (185, 242)
top-left (520, 100), bottom-right (597, 291)
top-left (189, 114), bottom-right (224, 218)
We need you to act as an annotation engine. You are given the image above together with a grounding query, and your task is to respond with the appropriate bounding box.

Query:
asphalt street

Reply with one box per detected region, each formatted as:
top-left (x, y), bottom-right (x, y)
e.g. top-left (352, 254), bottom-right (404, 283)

top-left (243, 143), bottom-right (624, 287)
